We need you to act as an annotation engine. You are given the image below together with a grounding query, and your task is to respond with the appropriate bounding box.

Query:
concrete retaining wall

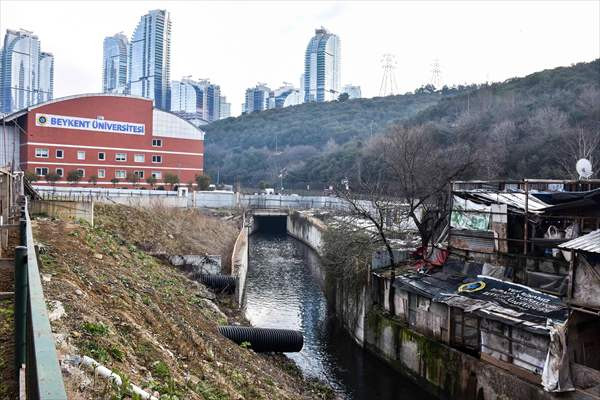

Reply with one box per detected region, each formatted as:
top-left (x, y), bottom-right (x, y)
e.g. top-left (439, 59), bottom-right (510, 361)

top-left (364, 308), bottom-right (592, 400)
top-left (286, 211), bottom-right (326, 254)
top-left (30, 200), bottom-right (94, 226)
top-left (95, 195), bottom-right (188, 208)
top-left (232, 215), bottom-right (249, 305)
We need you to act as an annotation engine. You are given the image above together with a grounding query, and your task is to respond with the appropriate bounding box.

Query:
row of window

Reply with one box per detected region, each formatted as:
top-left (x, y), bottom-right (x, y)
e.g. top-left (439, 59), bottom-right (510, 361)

top-left (35, 167), bottom-right (163, 180)
top-left (35, 148), bottom-right (162, 163)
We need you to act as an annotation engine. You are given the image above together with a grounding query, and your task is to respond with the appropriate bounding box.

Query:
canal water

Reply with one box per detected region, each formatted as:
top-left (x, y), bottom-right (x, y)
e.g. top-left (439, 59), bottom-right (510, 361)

top-left (244, 232), bottom-right (435, 400)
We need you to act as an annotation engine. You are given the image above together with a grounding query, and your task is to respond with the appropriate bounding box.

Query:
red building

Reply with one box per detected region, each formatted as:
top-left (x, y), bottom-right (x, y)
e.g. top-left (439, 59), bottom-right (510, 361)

top-left (0, 93), bottom-right (205, 188)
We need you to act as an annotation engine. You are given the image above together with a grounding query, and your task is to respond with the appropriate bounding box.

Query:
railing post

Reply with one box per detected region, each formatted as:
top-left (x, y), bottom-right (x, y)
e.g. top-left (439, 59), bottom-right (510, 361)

top-left (19, 218), bottom-right (27, 247)
top-left (14, 245), bottom-right (28, 373)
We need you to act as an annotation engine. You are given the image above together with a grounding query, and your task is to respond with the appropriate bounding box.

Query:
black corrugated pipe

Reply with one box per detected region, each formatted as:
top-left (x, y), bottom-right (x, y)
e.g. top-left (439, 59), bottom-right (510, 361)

top-left (218, 326), bottom-right (304, 352)
top-left (191, 273), bottom-right (237, 294)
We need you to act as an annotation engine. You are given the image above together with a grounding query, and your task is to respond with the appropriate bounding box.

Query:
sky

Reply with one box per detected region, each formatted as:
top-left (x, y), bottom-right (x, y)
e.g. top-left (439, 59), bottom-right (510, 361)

top-left (1, 0), bottom-right (599, 116)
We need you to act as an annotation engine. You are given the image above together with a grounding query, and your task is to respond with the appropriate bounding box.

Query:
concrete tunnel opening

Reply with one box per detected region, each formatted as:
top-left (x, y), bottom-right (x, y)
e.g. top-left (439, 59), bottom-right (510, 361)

top-left (253, 215), bottom-right (287, 234)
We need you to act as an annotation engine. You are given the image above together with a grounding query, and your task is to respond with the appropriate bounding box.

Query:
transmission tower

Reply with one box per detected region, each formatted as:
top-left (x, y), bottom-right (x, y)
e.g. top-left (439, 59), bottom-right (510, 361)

top-left (430, 59), bottom-right (442, 88)
top-left (379, 54), bottom-right (398, 96)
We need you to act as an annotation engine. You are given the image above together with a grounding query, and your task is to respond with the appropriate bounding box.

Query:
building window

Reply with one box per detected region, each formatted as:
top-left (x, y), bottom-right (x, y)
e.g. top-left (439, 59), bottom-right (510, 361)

top-left (35, 148), bottom-right (49, 158)
top-left (35, 167), bottom-right (49, 176)
top-left (152, 139), bottom-right (162, 147)
top-left (56, 149), bottom-right (64, 159)
top-left (77, 151), bottom-right (86, 160)
top-left (151, 171), bottom-right (162, 179)
top-left (98, 169), bottom-right (106, 178)
top-left (115, 153), bottom-right (127, 161)
top-left (152, 155), bottom-right (162, 163)
top-left (134, 170), bottom-right (144, 179)
top-left (134, 154), bottom-right (145, 163)
top-left (115, 170), bottom-right (126, 179)
top-left (77, 168), bottom-right (85, 177)
top-left (98, 152), bottom-right (106, 160)
top-left (56, 168), bottom-right (63, 177)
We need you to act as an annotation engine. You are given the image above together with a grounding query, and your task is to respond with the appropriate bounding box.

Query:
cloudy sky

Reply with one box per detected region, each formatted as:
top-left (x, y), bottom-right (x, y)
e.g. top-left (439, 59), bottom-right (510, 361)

top-left (1, 0), bottom-right (598, 116)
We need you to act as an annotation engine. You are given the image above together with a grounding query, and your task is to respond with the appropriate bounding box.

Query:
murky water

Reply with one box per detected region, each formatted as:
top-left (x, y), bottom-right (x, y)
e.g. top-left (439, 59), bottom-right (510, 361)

top-left (244, 232), bottom-right (435, 400)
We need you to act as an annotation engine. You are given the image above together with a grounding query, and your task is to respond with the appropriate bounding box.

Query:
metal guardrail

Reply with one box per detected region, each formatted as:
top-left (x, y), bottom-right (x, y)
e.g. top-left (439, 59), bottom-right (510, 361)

top-left (15, 196), bottom-right (67, 399)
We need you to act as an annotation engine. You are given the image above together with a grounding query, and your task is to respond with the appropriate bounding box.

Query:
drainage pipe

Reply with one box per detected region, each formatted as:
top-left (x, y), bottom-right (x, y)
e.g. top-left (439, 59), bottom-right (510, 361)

top-left (78, 355), bottom-right (159, 400)
top-left (192, 273), bottom-right (237, 294)
top-left (218, 326), bottom-right (303, 352)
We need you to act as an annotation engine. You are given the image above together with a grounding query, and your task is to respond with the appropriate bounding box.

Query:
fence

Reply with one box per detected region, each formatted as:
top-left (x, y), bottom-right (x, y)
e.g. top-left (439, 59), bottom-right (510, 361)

top-left (15, 196), bottom-right (67, 399)
top-left (32, 185), bottom-right (384, 214)
top-left (34, 185), bottom-right (179, 201)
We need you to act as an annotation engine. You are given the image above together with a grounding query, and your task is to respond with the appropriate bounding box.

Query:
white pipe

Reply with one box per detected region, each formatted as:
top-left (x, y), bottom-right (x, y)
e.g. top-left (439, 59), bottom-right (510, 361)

top-left (80, 356), bottom-right (159, 400)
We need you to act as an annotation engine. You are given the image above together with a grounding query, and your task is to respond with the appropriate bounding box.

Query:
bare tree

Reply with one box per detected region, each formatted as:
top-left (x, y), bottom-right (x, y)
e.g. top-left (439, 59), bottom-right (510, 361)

top-left (528, 106), bottom-right (568, 137)
top-left (381, 124), bottom-right (476, 251)
top-left (333, 123), bottom-right (475, 316)
top-left (335, 181), bottom-right (402, 267)
top-left (556, 127), bottom-right (600, 178)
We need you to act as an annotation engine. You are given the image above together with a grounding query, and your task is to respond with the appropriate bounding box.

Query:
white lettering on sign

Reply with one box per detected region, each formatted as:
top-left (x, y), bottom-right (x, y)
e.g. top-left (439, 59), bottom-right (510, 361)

top-left (35, 113), bottom-right (145, 135)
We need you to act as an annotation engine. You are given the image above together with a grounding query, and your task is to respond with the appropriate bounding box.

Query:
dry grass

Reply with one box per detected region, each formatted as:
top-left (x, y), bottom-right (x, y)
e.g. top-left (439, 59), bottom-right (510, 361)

top-left (0, 233), bottom-right (18, 400)
top-left (33, 204), bottom-right (332, 400)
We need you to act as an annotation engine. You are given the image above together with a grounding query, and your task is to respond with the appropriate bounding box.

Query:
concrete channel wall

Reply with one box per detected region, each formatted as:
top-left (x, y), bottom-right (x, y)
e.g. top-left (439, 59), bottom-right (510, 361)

top-left (270, 211), bottom-right (591, 400)
top-left (30, 199), bottom-right (94, 226)
top-left (231, 214), bottom-right (250, 304)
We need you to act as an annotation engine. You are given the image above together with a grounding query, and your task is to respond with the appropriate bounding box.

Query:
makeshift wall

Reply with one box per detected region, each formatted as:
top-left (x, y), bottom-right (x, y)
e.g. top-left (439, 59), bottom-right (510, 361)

top-left (568, 311), bottom-right (600, 371)
top-left (571, 254), bottom-right (600, 309)
top-left (363, 308), bottom-right (583, 400)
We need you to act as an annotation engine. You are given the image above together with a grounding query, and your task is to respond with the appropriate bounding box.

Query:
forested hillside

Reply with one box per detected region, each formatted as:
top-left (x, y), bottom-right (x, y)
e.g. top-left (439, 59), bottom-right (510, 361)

top-left (204, 90), bottom-right (446, 186)
top-left (204, 59), bottom-right (600, 189)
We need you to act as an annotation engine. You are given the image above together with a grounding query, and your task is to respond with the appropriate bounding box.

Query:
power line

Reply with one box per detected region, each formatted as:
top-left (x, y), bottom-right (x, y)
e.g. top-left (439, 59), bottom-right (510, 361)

top-left (379, 54), bottom-right (398, 96)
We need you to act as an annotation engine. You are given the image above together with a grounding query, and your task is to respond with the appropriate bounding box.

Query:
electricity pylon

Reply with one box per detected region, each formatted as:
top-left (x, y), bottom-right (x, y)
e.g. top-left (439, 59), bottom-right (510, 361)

top-left (379, 54), bottom-right (398, 96)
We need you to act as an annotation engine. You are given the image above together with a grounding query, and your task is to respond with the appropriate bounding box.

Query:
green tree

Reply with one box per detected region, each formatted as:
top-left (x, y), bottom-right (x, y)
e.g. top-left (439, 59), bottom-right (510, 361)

top-left (24, 170), bottom-right (38, 183)
top-left (66, 170), bottom-right (83, 185)
top-left (126, 171), bottom-right (140, 187)
top-left (110, 178), bottom-right (119, 187)
top-left (44, 171), bottom-right (61, 186)
top-left (146, 176), bottom-right (157, 189)
top-left (164, 173), bottom-right (180, 190)
top-left (195, 174), bottom-right (211, 190)
top-left (338, 92), bottom-right (350, 102)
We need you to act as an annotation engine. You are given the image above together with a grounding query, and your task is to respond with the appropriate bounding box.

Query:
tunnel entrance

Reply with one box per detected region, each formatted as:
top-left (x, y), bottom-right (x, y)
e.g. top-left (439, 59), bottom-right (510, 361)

top-left (253, 215), bottom-right (287, 234)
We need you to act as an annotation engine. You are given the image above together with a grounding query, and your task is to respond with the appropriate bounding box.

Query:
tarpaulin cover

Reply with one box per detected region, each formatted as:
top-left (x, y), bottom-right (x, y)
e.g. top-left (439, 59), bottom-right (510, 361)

top-left (391, 271), bottom-right (568, 328)
top-left (542, 320), bottom-right (574, 392)
top-left (457, 276), bottom-right (568, 322)
top-left (451, 195), bottom-right (491, 230)
top-left (532, 188), bottom-right (600, 205)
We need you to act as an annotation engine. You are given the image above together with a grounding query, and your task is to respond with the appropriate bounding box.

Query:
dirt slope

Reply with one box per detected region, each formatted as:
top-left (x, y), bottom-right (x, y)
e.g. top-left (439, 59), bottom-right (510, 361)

top-left (34, 204), bottom-right (331, 400)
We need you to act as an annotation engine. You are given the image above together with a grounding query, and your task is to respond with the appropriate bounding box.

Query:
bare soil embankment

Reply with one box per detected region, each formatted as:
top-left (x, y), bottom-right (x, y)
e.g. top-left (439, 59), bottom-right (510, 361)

top-left (34, 204), bottom-right (332, 400)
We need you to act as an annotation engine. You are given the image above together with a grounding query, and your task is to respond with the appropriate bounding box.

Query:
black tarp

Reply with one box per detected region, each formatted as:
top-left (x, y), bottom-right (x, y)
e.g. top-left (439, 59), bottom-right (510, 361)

top-left (391, 271), bottom-right (569, 326)
top-left (533, 188), bottom-right (600, 211)
top-left (454, 276), bottom-right (568, 322)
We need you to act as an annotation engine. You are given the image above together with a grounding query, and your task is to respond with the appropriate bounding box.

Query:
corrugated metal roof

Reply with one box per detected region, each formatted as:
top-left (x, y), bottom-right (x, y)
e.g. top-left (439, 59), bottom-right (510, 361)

top-left (559, 230), bottom-right (600, 254)
top-left (455, 190), bottom-right (551, 213)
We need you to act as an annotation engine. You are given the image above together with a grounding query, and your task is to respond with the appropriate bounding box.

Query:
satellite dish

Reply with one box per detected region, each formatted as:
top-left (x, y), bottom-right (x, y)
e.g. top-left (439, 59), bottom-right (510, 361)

top-left (576, 158), bottom-right (593, 179)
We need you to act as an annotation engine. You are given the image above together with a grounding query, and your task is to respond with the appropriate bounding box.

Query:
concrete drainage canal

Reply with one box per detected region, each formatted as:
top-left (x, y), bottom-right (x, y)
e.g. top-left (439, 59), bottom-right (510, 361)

top-left (240, 215), bottom-right (435, 400)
